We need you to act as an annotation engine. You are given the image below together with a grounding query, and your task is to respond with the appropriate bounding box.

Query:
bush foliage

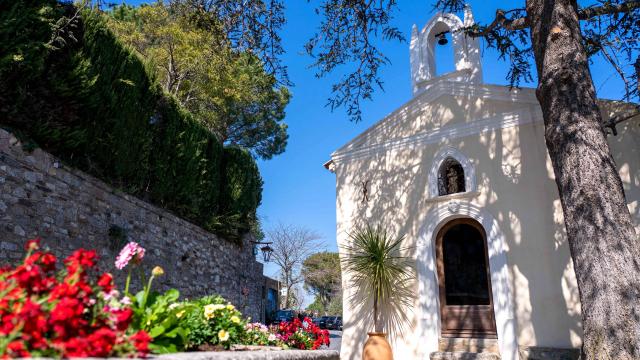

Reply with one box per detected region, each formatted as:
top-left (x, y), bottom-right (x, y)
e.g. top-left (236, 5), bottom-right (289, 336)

top-left (0, 1), bottom-right (261, 241)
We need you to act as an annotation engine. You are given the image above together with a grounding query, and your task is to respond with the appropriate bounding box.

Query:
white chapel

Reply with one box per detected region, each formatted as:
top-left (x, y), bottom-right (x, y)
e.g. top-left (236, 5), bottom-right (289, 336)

top-left (325, 6), bottom-right (640, 360)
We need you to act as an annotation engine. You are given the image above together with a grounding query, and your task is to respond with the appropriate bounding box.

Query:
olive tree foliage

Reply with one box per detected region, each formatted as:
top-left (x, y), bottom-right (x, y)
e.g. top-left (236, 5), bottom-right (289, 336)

top-left (301, 252), bottom-right (342, 311)
top-left (107, 2), bottom-right (289, 159)
top-left (267, 223), bottom-right (323, 309)
top-left (167, 0), bottom-right (289, 86)
top-left (305, 0), bottom-right (405, 122)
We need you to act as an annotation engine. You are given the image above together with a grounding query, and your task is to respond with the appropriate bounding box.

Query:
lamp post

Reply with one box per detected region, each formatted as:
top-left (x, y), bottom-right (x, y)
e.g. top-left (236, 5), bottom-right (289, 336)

top-left (251, 241), bottom-right (273, 262)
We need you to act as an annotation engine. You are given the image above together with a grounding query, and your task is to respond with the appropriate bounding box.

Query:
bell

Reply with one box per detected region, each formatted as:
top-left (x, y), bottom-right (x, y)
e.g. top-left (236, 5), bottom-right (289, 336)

top-left (437, 32), bottom-right (448, 46)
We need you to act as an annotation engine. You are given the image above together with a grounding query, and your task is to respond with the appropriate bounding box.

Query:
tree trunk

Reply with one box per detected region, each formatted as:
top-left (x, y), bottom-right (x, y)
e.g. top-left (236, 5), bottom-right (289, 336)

top-left (285, 272), bottom-right (292, 309)
top-left (526, 0), bottom-right (640, 358)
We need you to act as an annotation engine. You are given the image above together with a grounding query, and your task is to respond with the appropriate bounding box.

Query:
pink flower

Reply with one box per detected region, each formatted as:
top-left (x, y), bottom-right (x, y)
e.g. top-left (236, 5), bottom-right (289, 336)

top-left (114, 242), bottom-right (145, 270)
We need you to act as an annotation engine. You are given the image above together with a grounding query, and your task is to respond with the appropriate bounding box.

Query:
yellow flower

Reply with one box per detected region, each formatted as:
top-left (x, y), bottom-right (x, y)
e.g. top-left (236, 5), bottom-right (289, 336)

top-left (176, 310), bottom-right (185, 318)
top-left (204, 304), bottom-right (216, 319)
top-left (226, 304), bottom-right (235, 311)
top-left (152, 266), bottom-right (164, 276)
top-left (213, 304), bottom-right (226, 311)
top-left (230, 315), bottom-right (240, 324)
top-left (218, 329), bottom-right (230, 342)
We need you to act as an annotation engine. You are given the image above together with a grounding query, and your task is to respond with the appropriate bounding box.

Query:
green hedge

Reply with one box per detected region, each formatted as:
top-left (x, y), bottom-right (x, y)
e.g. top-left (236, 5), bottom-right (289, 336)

top-left (204, 149), bottom-right (262, 239)
top-left (0, 1), bottom-right (261, 242)
top-left (217, 147), bottom-right (263, 233)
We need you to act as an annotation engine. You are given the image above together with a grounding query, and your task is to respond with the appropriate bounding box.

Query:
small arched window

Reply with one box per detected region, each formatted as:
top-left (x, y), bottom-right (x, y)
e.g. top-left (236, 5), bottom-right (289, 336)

top-left (438, 157), bottom-right (465, 196)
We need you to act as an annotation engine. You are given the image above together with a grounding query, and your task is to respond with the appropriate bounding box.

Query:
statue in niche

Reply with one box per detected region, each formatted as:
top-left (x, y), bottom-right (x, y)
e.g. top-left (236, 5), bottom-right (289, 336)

top-left (438, 158), bottom-right (466, 196)
top-left (447, 166), bottom-right (461, 194)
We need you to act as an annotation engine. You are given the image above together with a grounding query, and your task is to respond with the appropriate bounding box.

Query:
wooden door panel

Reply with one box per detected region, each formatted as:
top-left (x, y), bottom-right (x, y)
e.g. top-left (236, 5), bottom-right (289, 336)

top-left (436, 219), bottom-right (497, 338)
top-left (442, 306), bottom-right (496, 336)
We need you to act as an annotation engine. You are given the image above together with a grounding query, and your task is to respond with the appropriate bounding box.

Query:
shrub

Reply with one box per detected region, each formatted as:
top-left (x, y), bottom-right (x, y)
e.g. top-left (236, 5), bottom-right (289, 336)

top-left (275, 318), bottom-right (330, 350)
top-left (181, 296), bottom-right (246, 350)
top-left (242, 323), bottom-right (279, 346)
top-left (148, 99), bottom-right (223, 224)
top-left (214, 147), bottom-right (263, 238)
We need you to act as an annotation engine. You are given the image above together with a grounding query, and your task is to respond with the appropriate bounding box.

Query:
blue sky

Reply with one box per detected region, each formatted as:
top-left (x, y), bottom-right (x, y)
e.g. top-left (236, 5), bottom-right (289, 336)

top-left (123, 0), bottom-right (625, 282)
top-left (252, 0), bottom-right (626, 279)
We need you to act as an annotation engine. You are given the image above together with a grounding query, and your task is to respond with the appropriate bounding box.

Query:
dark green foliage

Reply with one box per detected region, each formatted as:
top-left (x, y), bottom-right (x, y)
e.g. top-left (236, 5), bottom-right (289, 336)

top-left (0, 0), bottom-right (88, 148)
top-left (149, 98), bottom-right (223, 225)
top-left (78, 11), bottom-right (157, 192)
top-left (214, 147), bottom-right (263, 238)
top-left (0, 1), bottom-right (262, 242)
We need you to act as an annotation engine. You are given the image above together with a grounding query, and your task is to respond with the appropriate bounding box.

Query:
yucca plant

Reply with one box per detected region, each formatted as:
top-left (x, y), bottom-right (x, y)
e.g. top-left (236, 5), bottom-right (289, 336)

top-left (342, 224), bottom-right (415, 334)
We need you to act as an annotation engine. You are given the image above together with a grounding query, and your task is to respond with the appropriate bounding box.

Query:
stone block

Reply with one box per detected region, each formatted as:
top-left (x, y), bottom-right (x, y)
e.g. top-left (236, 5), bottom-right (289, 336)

top-left (0, 241), bottom-right (18, 251)
top-left (519, 346), bottom-right (580, 360)
top-left (13, 225), bottom-right (25, 236)
top-left (24, 171), bottom-right (38, 183)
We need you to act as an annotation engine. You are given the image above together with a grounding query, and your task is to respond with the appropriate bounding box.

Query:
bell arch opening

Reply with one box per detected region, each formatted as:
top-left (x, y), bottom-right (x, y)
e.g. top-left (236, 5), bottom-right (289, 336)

top-left (429, 22), bottom-right (456, 77)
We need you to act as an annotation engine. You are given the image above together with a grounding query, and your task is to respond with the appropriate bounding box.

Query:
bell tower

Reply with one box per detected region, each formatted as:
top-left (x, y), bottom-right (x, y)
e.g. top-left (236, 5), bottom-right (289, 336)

top-left (409, 5), bottom-right (482, 96)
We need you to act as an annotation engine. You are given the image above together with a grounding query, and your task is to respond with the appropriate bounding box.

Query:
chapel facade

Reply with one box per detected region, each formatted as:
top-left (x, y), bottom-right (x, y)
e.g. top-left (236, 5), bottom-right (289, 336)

top-left (324, 6), bottom-right (640, 360)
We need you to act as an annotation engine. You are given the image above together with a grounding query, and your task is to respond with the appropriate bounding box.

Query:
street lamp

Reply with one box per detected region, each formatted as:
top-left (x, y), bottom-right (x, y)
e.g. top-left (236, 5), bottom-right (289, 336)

top-left (252, 241), bottom-right (273, 262)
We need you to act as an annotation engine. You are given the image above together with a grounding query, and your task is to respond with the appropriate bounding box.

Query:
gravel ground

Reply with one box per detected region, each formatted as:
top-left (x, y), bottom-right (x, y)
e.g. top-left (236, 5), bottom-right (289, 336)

top-left (327, 330), bottom-right (342, 352)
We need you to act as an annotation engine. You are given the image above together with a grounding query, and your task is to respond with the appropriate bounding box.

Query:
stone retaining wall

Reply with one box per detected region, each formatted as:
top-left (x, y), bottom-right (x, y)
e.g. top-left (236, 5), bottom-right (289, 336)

top-left (0, 128), bottom-right (264, 320)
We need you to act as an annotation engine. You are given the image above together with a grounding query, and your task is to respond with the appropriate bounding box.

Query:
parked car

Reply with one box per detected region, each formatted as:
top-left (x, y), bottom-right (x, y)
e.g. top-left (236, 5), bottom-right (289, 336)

top-left (313, 316), bottom-right (331, 329)
top-left (272, 309), bottom-right (295, 324)
top-left (334, 316), bottom-right (343, 331)
top-left (326, 316), bottom-right (343, 330)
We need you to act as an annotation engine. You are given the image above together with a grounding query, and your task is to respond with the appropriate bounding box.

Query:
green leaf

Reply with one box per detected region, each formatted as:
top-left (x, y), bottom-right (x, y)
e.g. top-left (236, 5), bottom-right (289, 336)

top-left (149, 325), bottom-right (166, 338)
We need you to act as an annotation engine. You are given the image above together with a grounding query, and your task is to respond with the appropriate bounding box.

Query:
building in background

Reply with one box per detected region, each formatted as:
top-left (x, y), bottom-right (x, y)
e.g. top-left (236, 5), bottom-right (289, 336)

top-left (262, 276), bottom-right (281, 324)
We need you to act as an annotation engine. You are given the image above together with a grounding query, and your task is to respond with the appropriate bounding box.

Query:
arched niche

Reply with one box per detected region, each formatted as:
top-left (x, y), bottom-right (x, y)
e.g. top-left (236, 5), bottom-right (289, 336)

top-left (428, 146), bottom-right (476, 199)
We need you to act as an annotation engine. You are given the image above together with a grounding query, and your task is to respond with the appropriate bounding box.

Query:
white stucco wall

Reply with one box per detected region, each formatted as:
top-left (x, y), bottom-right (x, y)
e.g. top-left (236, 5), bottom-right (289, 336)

top-left (330, 87), bottom-right (640, 360)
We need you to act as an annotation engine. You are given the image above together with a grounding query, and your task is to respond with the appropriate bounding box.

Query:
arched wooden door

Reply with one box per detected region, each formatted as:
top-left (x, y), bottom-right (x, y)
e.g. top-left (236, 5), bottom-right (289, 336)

top-left (436, 218), bottom-right (497, 338)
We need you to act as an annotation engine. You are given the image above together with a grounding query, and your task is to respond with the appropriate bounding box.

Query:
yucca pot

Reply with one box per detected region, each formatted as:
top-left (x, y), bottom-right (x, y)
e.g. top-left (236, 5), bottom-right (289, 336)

top-left (362, 332), bottom-right (393, 360)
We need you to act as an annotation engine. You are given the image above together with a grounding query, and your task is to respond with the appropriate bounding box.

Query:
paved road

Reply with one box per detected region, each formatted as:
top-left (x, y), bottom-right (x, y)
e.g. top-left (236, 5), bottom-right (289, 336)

top-left (327, 330), bottom-right (342, 352)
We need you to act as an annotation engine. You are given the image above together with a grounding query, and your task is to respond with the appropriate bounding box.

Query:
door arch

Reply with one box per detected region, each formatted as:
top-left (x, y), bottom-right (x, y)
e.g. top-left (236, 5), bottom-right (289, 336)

top-left (436, 218), bottom-right (497, 338)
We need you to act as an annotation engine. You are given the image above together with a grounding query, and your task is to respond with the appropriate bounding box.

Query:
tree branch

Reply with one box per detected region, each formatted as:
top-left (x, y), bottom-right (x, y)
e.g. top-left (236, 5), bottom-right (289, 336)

top-left (600, 45), bottom-right (632, 100)
top-left (467, 9), bottom-right (528, 37)
top-left (579, 1), bottom-right (640, 20)
top-left (468, 1), bottom-right (640, 37)
top-left (633, 55), bottom-right (640, 96)
top-left (606, 109), bottom-right (640, 136)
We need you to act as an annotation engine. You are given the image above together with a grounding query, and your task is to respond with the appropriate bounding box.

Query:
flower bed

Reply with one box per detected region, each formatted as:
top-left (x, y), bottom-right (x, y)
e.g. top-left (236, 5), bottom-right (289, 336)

top-left (0, 239), bottom-right (330, 358)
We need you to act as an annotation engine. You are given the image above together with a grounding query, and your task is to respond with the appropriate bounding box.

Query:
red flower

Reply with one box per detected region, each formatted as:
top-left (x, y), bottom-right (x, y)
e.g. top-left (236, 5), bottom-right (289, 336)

top-left (39, 253), bottom-right (57, 272)
top-left (111, 308), bottom-right (134, 331)
top-left (49, 297), bottom-right (87, 339)
top-left (64, 249), bottom-right (97, 276)
top-left (97, 273), bottom-right (114, 293)
top-left (130, 330), bottom-right (152, 356)
top-left (61, 337), bottom-right (89, 357)
top-left (86, 328), bottom-right (117, 357)
top-left (18, 299), bottom-right (48, 349)
top-left (5, 341), bottom-right (30, 358)
top-left (10, 262), bottom-right (51, 295)
top-left (0, 313), bottom-right (16, 336)
top-left (0, 238), bottom-right (146, 358)
top-left (25, 238), bottom-right (41, 251)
